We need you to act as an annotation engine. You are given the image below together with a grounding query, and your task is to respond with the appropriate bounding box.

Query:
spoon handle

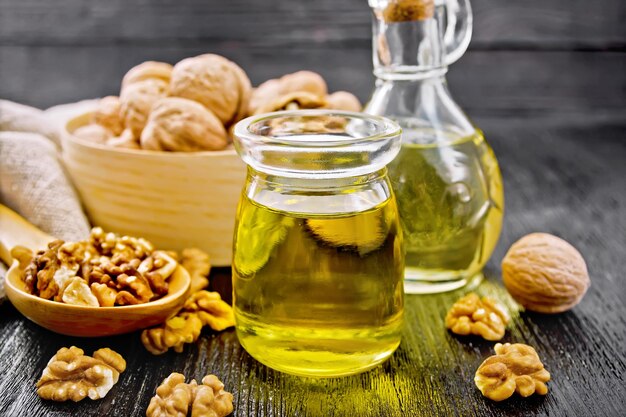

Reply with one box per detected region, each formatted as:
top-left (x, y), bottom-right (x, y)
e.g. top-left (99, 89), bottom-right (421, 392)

top-left (0, 204), bottom-right (55, 265)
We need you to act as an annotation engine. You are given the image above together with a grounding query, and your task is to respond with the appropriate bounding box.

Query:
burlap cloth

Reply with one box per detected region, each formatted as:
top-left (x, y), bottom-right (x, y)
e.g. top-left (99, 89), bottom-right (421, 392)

top-left (0, 99), bottom-right (100, 301)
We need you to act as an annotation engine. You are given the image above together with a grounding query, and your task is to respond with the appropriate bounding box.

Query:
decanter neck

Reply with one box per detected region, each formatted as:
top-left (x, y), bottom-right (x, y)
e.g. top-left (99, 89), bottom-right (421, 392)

top-left (370, 0), bottom-right (448, 81)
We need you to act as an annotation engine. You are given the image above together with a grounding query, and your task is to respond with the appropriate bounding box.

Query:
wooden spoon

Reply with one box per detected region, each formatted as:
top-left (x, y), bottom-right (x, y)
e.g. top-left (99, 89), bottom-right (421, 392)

top-left (0, 204), bottom-right (190, 337)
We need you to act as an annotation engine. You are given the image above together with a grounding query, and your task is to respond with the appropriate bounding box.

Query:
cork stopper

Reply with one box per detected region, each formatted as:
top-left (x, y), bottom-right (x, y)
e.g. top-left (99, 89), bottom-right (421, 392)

top-left (382, 0), bottom-right (435, 22)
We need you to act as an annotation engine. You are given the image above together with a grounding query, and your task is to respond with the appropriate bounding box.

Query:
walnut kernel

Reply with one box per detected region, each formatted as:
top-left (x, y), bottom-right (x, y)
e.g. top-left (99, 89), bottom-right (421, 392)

top-left (18, 227), bottom-right (177, 307)
top-left (141, 291), bottom-right (234, 355)
top-left (445, 293), bottom-right (510, 341)
top-left (141, 313), bottom-right (204, 355)
top-left (184, 291), bottom-right (235, 332)
top-left (475, 343), bottom-right (550, 401)
top-left (36, 346), bottom-right (126, 402)
top-left (146, 373), bottom-right (233, 417)
top-left (180, 248), bottom-right (211, 293)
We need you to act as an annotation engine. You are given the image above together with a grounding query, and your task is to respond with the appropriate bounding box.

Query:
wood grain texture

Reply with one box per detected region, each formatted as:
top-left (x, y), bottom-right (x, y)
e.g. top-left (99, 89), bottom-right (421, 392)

top-left (1, 44), bottom-right (625, 115)
top-left (0, 0), bottom-right (623, 47)
top-left (0, 113), bottom-right (624, 417)
top-left (0, 0), bottom-right (625, 110)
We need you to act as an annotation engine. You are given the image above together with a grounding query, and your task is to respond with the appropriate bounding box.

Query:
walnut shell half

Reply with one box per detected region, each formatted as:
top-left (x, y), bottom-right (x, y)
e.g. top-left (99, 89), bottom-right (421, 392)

top-left (140, 97), bottom-right (228, 152)
top-left (502, 233), bottom-right (590, 313)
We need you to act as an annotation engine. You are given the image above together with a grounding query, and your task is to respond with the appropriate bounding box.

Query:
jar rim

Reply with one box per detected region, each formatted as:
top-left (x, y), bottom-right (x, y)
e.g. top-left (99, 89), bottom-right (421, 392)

top-left (233, 109), bottom-right (402, 148)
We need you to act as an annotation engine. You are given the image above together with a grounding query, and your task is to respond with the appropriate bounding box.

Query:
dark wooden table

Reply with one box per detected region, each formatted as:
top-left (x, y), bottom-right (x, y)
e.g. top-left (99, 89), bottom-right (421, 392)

top-left (1, 0), bottom-right (625, 415)
top-left (1, 113), bottom-right (625, 417)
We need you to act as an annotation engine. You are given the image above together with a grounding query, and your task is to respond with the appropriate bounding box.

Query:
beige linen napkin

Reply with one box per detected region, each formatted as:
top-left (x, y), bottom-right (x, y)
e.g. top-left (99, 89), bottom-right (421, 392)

top-left (0, 99), bottom-right (98, 301)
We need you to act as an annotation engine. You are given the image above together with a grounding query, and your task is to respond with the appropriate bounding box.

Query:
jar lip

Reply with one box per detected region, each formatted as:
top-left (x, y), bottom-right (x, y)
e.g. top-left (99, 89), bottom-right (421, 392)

top-left (233, 109), bottom-right (402, 148)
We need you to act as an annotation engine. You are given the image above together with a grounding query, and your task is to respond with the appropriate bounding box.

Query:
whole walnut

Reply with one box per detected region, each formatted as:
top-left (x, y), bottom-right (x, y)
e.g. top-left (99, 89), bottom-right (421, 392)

top-left (170, 54), bottom-right (252, 127)
top-left (249, 70), bottom-right (328, 114)
top-left (121, 61), bottom-right (173, 90)
top-left (120, 79), bottom-right (169, 139)
top-left (141, 97), bottom-right (228, 152)
top-left (324, 91), bottom-right (362, 112)
top-left (502, 233), bottom-right (590, 313)
top-left (93, 96), bottom-right (124, 136)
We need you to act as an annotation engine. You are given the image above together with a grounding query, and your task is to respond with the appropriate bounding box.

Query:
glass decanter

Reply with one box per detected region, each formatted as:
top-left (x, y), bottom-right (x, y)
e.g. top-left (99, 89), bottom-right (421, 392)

top-left (365, 0), bottom-right (504, 294)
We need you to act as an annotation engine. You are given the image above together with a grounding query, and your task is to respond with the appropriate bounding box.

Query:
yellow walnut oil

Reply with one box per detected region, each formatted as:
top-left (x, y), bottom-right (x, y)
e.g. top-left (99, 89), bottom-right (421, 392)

top-left (388, 129), bottom-right (504, 292)
top-left (232, 194), bottom-right (404, 377)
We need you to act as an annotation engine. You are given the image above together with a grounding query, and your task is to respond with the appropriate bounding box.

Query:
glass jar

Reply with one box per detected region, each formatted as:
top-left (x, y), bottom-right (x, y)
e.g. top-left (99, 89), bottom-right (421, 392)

top-left (232, 110), bottom-right (404, 377)
top-left (365, 0), bottom-right (504, 293)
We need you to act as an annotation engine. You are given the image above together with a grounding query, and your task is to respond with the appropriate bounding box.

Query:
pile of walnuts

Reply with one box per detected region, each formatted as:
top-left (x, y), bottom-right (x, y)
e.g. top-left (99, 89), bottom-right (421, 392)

top-left (15, 227), bottom-right (178, 307)
top-left (74, 54), bottom-right (361, 152)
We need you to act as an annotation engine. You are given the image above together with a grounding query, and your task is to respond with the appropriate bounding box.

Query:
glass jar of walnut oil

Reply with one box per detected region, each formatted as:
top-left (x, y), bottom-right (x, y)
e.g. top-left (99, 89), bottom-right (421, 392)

top-left (232, 110), bottom-right (404, 377)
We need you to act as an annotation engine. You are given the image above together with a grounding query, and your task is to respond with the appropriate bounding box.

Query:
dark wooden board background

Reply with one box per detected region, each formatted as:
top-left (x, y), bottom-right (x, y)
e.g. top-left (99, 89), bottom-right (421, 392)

top-left (1, 0), bottom-right (625, 116)
top-left (0, 1), bottom-right (625, 416)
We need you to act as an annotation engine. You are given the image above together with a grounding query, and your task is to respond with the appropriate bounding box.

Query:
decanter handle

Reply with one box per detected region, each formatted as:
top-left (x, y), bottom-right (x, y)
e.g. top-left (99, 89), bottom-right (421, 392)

top-left (442, 0), bottom-right (473, 65)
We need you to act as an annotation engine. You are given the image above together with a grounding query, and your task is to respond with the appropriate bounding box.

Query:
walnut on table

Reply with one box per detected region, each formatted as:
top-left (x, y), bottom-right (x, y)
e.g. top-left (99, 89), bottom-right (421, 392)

top-left (141, 312), bottom-right (204, 355)
top-left (445, 293), bottom-right (510, 341)
top-left (184, 291), bottom-right (235, 332)
top-left (475, 343), bottom-right (551, 401)
top-left (146, 372), bottom-right (233, 417)
top-left (36, 346), bottom-right (126, 402)
top-left (502, 233), bottom-right (590, 313)
top-left (141, 291), bottom-right (234, 355)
